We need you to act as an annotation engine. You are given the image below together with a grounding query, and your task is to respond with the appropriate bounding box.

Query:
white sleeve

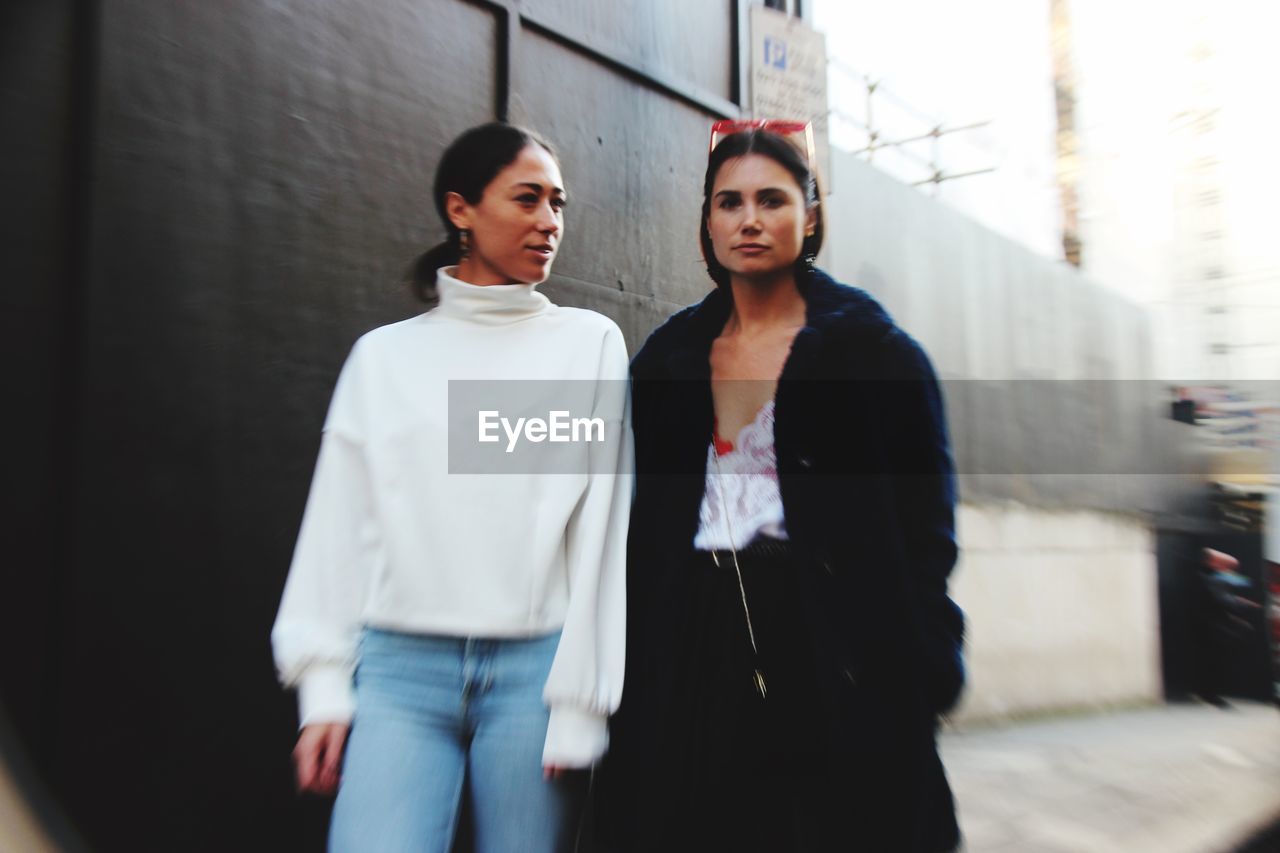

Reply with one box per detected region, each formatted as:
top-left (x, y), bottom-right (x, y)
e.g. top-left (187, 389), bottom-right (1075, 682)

top-left (541, 325), bottom-right (633, 767)
top-left (271, 350), bottom-right (381, 727)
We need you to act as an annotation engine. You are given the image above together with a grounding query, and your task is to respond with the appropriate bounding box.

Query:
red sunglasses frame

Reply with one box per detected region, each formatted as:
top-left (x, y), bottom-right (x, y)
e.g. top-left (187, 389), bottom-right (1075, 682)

top-left (709, 119), bottom-right (817, 175)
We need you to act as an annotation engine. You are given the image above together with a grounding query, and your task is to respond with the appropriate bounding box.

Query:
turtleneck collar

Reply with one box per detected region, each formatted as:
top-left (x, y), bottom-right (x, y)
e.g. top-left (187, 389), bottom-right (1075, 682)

top-left (433, 266), bottom-right (552, 325)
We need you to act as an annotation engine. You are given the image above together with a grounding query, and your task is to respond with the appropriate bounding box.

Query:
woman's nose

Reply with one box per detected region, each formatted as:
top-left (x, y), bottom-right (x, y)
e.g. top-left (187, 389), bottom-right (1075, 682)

top-left (536, 202), bottom-right (560, 234)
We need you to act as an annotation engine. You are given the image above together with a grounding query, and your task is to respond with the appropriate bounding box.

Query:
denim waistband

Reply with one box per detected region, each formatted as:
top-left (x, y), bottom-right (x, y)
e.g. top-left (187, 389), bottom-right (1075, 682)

top-left (360, 626), bottom-right (562, 656)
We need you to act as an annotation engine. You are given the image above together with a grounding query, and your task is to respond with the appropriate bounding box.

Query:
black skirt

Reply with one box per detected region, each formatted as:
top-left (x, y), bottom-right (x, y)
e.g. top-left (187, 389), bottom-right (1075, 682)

top-left (598, 539), bottom-right (864, 852)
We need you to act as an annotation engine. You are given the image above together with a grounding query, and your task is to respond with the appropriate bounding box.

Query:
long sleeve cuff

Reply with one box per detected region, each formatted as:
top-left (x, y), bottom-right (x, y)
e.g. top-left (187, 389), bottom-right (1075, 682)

top-left (297, 664), bottom-right (356, 728)
top-left (542, 705), bottom-right (608, 768)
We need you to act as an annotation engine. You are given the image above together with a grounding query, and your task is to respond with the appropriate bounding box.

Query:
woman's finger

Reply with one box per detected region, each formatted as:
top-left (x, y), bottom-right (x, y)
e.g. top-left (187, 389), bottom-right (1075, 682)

top-left (293, 731), bottom-right (322, 792)
top-left (318, 726), bottom-right (348, 793)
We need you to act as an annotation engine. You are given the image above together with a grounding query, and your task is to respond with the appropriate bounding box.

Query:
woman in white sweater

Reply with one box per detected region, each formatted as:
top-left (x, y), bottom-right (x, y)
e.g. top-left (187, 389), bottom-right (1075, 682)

top-left (272, 122), bottom-right (630, 852)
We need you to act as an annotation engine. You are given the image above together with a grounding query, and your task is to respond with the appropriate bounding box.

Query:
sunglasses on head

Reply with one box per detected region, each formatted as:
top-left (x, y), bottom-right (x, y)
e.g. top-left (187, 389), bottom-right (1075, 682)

top-left (709, 119), bottom-right (817, 176)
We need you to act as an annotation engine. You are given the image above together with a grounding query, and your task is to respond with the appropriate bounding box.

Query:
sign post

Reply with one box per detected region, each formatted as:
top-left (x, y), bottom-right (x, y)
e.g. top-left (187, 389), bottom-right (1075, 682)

top-left (1267, 470), bottom-right (1280, 702)
top-left (749, 5), bottom-right (831, 193)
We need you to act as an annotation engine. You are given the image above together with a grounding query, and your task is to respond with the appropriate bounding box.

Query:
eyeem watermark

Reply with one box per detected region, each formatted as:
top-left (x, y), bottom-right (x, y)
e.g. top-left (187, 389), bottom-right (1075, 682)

top-left (478, 410), bottom-right (605, 453)
top-left (449, 380), bottom-right (628, 474)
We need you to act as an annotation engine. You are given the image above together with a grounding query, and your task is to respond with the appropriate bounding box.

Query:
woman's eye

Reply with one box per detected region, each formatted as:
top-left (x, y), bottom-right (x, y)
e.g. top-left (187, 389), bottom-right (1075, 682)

top-left (551, 198), bottom-right (567, 211)
top-left (762, 196), bottom-right (785, 208)
top-left (717, 198), bottom-right (741, 210)
top-left (517, 194), bottom-right (538, 205)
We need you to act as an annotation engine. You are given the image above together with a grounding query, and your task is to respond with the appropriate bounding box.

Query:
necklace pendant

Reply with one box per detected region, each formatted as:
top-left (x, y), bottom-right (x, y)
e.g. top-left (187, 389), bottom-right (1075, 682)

top-left (754, 669), bottom-right (768, 699)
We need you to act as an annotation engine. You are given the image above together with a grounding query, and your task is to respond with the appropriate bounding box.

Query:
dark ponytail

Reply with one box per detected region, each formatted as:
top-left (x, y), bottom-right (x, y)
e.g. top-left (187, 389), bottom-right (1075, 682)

top-left (407, 237), bottom-right (463, 303)
top-left (407, 122), bottom-right (558, 303)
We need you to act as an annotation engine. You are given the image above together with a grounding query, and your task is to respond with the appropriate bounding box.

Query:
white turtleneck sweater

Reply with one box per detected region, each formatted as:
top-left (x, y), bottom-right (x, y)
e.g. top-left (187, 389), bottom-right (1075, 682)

top-left (272, 267), bottom-right (631, 767)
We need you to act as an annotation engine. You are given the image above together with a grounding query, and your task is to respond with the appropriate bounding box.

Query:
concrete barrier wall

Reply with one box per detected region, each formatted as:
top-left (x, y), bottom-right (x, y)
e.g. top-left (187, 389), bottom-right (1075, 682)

top-left (950, 503), bottom-right (1162, 721)
top-left (823, 148), bottom-right (1205, 513)
top-left (822, 149), bottom-right (1179, 717)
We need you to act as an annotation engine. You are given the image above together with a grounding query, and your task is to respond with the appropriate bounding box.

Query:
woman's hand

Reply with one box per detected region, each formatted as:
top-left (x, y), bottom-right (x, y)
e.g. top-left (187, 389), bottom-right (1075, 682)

top-left (293, 723), bottom-right (350, 795)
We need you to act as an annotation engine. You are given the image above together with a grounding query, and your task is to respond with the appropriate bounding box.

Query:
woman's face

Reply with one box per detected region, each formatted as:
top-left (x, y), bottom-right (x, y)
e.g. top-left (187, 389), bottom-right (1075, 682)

top-left (448, 145), bottom-right (566, 285)
top-left (706, 153), bottom-right (815, 282)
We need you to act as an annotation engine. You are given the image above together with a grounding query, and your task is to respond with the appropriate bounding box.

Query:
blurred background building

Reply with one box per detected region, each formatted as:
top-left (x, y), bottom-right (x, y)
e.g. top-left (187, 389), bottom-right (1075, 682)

top-left (1068, 0), bottom-right (1280, 384)
top-left (2, 0), bottom-right (1276, 850)
top-left (813, 0), bottom-right (1278, 724)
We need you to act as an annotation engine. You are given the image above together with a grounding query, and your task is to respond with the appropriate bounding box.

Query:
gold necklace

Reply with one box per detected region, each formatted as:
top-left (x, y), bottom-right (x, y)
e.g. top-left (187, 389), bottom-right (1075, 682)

top-left (710, 445), bottom-right (768, 699)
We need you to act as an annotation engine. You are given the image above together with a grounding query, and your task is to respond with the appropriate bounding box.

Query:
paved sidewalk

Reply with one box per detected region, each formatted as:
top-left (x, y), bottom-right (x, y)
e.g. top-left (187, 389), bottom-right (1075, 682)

top-left (941, 702), bottom-right (1280, 852)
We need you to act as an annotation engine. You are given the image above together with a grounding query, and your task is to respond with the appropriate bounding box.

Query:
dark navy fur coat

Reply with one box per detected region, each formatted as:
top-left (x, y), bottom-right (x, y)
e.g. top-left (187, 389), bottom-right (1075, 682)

top-left (602, 267), bottom-right (964, 852)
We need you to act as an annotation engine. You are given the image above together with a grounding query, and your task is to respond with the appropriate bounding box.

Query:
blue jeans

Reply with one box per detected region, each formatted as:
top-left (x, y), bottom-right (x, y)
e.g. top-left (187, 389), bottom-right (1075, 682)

top-left (329, 629), bottom-right (584, 853)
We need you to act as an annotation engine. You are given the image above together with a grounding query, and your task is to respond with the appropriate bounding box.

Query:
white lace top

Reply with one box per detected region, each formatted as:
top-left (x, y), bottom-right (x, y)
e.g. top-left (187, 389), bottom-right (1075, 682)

top-left (693, 399), bottom-right (789, 550)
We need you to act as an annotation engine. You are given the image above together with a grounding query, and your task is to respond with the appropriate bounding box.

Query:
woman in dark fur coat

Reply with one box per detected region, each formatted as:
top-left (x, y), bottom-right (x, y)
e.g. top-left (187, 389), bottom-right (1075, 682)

top-left (596, 124), bottom-right (965, 852)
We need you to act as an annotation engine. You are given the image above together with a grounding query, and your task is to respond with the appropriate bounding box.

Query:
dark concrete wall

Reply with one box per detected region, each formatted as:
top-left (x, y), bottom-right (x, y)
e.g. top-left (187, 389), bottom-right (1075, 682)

top-left (0, 0), bottom-right (81, 782)
top-left (4, 1), bottom-right (742, 849)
